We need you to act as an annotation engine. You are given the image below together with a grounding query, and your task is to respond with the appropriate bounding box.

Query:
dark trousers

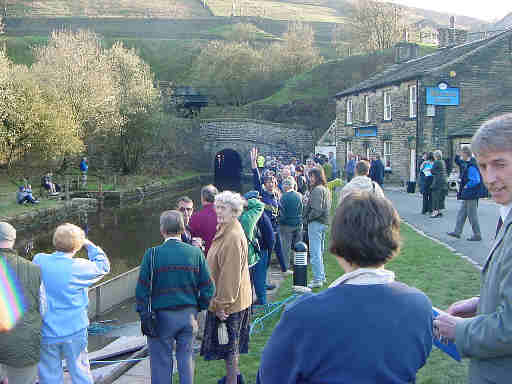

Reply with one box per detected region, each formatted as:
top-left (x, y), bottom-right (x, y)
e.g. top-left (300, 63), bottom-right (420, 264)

top-left (273, 226), bottom-right (287, 272)
top-left (422, 192), bottom-right (432, 213)
top-left (252, 249), bottom-right (269, 304)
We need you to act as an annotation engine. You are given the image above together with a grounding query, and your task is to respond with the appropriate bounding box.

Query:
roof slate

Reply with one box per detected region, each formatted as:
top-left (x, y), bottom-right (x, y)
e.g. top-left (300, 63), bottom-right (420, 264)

top-left (335, 29), bottom-right (512, 98)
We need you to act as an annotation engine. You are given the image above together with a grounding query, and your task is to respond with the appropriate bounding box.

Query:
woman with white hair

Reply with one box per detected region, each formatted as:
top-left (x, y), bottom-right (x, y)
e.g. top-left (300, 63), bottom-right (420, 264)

top-left (200, 191), bottom-right (252, 384)
top-left (33, 223), bottom-right (109, 384)
top-left (430, 150), bottom-right (448, 218)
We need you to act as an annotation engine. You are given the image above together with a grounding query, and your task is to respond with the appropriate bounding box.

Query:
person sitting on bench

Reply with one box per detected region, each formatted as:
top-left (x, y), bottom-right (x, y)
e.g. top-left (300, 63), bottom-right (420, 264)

top-left (42, 173), bottom-right (60, 195)
top-left (17, 186), bottom-right (39, 204)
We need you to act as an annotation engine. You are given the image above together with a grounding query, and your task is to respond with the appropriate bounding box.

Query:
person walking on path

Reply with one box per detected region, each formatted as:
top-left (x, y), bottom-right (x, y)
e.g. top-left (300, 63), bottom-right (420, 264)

top-left (279, 177), bottom-right (303, 273)
top-left (434, 113), bottom-right (512, 383)
top-left (369, 153), bottom-right (385, 186)
top-left (303, 167), bottom-right (331, 289)
top-left (447, 146), bottom-right (483, 241)
top-left (430, 150), bottom-right (448, 218)
top-left (136, 210), bottom-right (214, 384)
top-left (79, 157), bottom-right (88, 189)
top-left (34, 223), bottom-right (110, 384)
top-left (189, 184), bottom-right (219, 257)
top-left (0, 222), bottom-right (43, 384)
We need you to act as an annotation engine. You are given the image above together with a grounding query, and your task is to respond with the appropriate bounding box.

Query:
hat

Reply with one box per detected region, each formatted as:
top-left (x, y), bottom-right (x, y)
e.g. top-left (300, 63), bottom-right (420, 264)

top-left (243, 190), bottom-right (261, 200)
top-left (0, 222), bottom-right (16, 242)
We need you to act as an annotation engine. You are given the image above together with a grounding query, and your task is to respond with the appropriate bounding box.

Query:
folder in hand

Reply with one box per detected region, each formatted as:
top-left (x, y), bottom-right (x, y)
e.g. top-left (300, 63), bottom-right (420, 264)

top-left (432, 307), bottom-right (462, 362)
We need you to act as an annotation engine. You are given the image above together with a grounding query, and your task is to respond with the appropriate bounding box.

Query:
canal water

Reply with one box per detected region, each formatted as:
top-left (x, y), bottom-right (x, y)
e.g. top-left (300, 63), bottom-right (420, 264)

top-left (14, 178), bottom-right (249, 352)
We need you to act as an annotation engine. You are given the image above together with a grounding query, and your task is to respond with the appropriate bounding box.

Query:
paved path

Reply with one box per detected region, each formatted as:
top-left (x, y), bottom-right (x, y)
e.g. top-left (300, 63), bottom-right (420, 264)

top-left (384, 187), bottom-right (500, 267)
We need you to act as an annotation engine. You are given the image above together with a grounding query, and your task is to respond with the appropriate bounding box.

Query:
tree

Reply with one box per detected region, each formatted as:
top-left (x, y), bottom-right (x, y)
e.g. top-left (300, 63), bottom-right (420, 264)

top-left (0, 55), bottom-right (83, 173)
top-left (106, 42), bottom-right (160, 173)
top-left (31, 29), bottom-right (122, 141)
top-left (351, 0), bottom-right (406, 52)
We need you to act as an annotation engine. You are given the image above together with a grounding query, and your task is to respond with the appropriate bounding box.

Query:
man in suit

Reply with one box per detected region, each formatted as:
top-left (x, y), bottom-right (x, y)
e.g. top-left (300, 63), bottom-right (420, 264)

top-left (435, 113), bottom-right (512, 383)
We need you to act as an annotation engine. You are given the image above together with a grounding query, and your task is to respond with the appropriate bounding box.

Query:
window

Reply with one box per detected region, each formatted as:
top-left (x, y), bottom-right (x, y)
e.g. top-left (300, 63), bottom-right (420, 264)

top-left (383, 91), bottom-right (392, 121)
top-left (409, 85), bottom-right (417, 118)
top-left (364, 95), bottom-right (370, 123)
top-left (384, 141), bottom-right (392, 169)
top-left (346, 141), bottom-right (352, 164)
top-left (346, 99), bottom-right (353, 125)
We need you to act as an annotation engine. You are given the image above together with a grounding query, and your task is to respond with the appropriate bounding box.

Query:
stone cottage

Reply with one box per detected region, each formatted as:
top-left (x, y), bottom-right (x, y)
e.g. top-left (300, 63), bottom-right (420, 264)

top-left (334, 28), bottom-right (512, 185)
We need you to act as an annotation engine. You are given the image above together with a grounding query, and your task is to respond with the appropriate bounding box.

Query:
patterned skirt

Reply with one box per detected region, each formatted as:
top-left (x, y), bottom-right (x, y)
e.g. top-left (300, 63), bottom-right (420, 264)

top-left (200, 308), bottom-right (251, 361)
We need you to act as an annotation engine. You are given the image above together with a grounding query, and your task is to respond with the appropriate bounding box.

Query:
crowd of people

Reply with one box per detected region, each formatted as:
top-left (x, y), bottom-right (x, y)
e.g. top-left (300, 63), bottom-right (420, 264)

top-left (3, 113), bottom-right (512, 383)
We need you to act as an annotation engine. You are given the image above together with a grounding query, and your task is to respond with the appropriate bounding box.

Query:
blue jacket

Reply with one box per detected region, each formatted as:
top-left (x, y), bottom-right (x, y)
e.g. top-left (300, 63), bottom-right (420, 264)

top-left (253, 168), bottom-right (280, 225)
top-left (257, 282), bottom-right (433, 384)
top-left (257, 211), bottom-right (275, 251)
top-left (80, 159), bottom-right (88, 172)
top-left (33, 243), bottom-right (110, 341)
top-left (455, 155), bottom-right (483, 200)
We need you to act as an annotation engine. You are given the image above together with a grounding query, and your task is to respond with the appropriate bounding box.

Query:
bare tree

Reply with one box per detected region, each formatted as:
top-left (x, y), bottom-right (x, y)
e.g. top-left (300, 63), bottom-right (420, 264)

top-left (351, 0), bottom-right (406, 52)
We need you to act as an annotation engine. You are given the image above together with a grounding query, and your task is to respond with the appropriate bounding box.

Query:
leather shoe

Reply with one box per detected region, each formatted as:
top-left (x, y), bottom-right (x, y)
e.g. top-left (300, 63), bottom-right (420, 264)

top-left (467, 235), bottom-right (482, 241)
top-left (447, 232), bottom-right (460, 239)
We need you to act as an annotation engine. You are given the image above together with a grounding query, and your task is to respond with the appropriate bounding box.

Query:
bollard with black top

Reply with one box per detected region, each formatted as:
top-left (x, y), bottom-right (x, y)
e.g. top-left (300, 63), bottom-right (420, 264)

top-left (292, 241), bottom-right (312, 293)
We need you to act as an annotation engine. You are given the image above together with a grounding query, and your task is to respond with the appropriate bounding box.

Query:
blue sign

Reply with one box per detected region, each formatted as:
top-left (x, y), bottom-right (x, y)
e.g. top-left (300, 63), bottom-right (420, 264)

top-left (355, 126), bottom-right (377, 137)
top-left (426, 87), bottom-right (460, 106)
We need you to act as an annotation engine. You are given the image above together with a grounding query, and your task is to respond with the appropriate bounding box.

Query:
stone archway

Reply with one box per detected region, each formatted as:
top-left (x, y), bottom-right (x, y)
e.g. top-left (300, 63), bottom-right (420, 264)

top-left (214, 148), bottom-right (243, 192)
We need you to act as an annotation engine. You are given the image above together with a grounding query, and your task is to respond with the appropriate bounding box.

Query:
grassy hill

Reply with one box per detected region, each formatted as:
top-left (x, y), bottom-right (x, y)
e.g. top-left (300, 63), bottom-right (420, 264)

top-left (247, 45), bottom-right (438, 139)
top-left (5, 0), bottom-right (211, 18)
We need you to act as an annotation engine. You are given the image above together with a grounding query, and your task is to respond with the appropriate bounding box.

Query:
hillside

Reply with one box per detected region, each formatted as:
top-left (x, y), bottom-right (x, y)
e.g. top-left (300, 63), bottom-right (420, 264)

top-left (493, 12), bottom-right (512, 30)
top-left (248, 45), bottom-right (438, 139)
top-left (5, 0), bottom-right (211, 18)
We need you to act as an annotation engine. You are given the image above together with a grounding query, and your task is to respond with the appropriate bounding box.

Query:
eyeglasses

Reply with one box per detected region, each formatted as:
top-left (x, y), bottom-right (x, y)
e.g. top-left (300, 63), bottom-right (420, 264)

top-left (178, 207), bottom-right (193, 213)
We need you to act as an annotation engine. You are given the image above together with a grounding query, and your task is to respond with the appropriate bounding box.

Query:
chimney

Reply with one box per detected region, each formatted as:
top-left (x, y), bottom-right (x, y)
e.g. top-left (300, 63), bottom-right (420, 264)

top-left (438, 16), bottom-right (468, 48)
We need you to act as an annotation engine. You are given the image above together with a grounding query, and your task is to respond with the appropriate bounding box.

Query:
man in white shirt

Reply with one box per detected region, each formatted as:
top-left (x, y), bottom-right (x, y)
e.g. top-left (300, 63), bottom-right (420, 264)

top-left (434, 113), bottom-right (512, 384)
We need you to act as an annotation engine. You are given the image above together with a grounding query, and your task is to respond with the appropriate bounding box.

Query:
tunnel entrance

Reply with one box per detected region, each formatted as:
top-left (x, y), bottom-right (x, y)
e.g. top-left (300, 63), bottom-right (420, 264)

top-left (214, 149), bottom-right (243, 192)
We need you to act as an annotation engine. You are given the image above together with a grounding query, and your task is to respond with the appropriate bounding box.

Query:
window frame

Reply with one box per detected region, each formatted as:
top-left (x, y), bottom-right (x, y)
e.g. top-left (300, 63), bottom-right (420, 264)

top-left (346, 99), bottom-right (353, 125)
top-left (384, 141), bottom-right (392, 170)
top-left (409, 85), bottom-right (417, 118)
top-left (364, 95), bottom-right (370, 123)
top-left (383, 91), bottom-right (392, 121)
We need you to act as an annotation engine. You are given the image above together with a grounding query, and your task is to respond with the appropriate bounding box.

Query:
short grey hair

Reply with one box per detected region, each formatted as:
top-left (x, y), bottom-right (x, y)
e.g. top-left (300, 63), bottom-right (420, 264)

top-left (282, 176), bottom-right (296, 189)
top-left (160, 210), bottom-right (185, 235)
top-left (433, 150), bottom-right (443, 160)
top-left (201, 184), bottom-right (218, 203)
top-left (215, 191), bottom-right (244, 218)
top-left (461, 145), bottom-right (472, 156)
top-left (472, 114), bottom-right (512, 156)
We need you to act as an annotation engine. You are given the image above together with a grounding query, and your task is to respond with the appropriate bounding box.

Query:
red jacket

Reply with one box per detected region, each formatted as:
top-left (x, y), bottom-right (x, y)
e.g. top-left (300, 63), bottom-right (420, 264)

top-left (189, 203), bottom-right (218, 257)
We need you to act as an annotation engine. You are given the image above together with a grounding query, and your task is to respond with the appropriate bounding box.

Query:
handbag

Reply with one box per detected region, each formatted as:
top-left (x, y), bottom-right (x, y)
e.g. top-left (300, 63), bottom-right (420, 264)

top-left (140, 247), bottom-right (158, 337)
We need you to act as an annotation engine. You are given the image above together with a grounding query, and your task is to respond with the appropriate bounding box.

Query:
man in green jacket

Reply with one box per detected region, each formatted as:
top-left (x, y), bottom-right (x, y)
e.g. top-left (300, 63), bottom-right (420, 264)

top-left (0, 222), bottom-right (43, 384)
top-left (435, 114), bottom-right (512, 383)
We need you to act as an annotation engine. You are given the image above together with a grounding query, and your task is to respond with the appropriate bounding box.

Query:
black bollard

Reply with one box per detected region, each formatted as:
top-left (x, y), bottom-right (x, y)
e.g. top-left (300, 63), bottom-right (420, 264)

top-left (293, 241), bottom-right (311, 293)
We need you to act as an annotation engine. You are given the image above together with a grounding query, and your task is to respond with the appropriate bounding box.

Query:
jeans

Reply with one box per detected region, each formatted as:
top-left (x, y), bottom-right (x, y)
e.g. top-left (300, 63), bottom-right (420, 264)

top-left (252, 249), bottom-right (269, 304)
top-left (308, 221), bottom-right (327, 283)
top-left (273, 226), bottom-right (287, 272)
top-left (0, 363), bottom-right (38, 384)
top-left (453, 199), bottom-right (481, 237)
top-left (279, 224), bottom-right (303, 271)
top-left (148, 307), bottom-right (198, 384)
top-left (38, 330), bottom-right (93, 384)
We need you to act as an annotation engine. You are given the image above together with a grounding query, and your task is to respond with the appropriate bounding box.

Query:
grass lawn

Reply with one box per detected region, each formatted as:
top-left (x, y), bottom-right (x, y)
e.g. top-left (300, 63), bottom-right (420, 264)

top-left (0, 171), bottom-right (204, 218)
top-left (192, 222), bottom-right (481, 383)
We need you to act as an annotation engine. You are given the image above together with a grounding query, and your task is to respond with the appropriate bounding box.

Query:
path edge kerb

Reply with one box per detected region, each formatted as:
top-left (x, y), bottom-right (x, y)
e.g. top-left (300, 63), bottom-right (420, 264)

top-left (401, 219), bottom-right (483, 271)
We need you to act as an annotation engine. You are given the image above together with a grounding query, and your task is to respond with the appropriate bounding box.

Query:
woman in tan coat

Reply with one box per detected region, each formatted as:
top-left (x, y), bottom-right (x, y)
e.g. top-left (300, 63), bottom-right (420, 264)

top-left (200, 191), bottom-right (252, 384)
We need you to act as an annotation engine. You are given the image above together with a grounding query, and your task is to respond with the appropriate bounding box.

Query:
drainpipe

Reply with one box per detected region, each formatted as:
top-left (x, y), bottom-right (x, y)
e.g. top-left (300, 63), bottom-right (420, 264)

top-left (415, 79), bottom-right (420, 178)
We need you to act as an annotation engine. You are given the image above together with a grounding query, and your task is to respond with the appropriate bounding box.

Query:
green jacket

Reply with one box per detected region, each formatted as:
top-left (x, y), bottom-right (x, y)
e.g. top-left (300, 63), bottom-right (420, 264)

top-left (239, 198), bottom-right (264, 267)
top-left (0, 248), bottom-right (42, 367)
top-left (455, 209), bottom-right (512, 383)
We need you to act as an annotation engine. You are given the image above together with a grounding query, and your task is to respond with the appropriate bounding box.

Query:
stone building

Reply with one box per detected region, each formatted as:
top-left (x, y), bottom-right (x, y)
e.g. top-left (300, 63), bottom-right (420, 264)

top-left (334, 28), bottom-right (512, 184)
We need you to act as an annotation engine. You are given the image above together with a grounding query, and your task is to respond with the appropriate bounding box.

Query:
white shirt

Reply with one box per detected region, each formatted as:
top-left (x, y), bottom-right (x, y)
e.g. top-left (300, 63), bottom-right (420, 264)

top-left (329, 268), bottom-right (395, 288)
top-left (500, 202), bottom-right (512, 223)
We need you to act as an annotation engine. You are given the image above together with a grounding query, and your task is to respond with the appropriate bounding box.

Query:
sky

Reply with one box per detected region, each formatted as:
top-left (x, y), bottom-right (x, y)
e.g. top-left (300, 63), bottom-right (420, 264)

top-left (391, 0), bottom-right (511, 22)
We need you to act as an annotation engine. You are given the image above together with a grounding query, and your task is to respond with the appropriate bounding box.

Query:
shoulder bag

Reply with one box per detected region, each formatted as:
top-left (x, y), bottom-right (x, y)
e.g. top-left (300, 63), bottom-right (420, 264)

top-left (140, 247), bottom-right (158, 337)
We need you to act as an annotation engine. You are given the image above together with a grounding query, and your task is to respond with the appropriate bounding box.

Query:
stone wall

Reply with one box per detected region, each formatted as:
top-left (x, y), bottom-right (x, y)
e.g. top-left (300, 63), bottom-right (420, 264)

top-left (335, 80), bottom-right (418, 184)
top-left (201, 119), bottom-right (314, 170)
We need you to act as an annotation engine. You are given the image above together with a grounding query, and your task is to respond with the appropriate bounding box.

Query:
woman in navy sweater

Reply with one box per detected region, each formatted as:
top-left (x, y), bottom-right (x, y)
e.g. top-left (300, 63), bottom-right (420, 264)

top-left (257, 191), bottom-right (433, 384)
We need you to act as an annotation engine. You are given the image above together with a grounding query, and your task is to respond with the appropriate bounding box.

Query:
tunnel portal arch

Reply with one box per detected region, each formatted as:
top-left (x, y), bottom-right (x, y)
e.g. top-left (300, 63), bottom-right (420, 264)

top-left (214, 148), bottom-right (243, 192)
